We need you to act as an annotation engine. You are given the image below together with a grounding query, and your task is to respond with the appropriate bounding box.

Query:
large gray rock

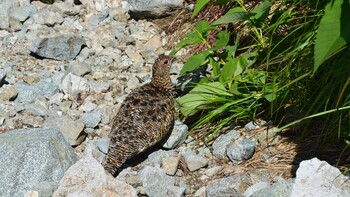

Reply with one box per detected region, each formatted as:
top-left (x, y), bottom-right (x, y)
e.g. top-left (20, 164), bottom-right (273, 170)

top-left (29, 34), bottom-right (85, 60)
top-left (206, 176), bottom-right (243, 197)
top-left (14, 82), bottom-right (44, 103)
top-left (128, 0), bottom-right (183, 19)
top-left (43, 115), bottom-right (86, 146)
top-left (163, 120), bottom-right (188, 149)
top-left (32, 9), bottom-right (64, 26)
top-left (0, 128), bottom-right (77, 197)
top-left (138, 166), bottom-right (175, 197)
top-left (226, 138), bottom-right (256, 163)
top-left (53, 143), bottom-right (136, 197)
top-left (9, 5), bottom-right (36, 22)
top-left (291, 157), bottom-right (350, 197)
top-left (0, 0), bottom-right (16, 29)
top-left (212, 129), bottom-right (240, 160)
top-left (249, 178), bottom-right (294, 197)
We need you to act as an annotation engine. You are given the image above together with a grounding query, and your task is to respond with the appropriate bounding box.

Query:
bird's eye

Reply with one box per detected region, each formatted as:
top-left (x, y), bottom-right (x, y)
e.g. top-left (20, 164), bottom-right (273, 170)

top-left (164, 60), bottom-right (168, 64)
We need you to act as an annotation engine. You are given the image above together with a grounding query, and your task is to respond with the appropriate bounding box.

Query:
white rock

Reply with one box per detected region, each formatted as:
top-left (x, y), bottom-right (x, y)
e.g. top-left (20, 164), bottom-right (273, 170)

top-left (194, 186), bottom-right (206, 197)
top-left (53, 143), bottom-right (137, 197)
top-left (60, 73), bottom-right (89, 96)
top-left (291, 157), bottom-right (350, 197)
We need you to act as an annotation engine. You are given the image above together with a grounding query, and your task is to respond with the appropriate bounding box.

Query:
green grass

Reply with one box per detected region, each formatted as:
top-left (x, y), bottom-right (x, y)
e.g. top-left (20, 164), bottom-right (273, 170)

top-left (173, 0), bottom-right (350, 150)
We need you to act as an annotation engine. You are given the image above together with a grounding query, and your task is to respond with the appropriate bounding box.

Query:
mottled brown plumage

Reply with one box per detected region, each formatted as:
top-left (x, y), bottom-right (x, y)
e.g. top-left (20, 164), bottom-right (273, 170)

top-left (104, 55), bottom-right (175, 176)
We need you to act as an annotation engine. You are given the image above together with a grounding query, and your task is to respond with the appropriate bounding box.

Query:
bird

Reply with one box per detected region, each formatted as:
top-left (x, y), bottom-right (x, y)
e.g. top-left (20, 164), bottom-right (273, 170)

top-left (104, 55), bottom-right (176, 176)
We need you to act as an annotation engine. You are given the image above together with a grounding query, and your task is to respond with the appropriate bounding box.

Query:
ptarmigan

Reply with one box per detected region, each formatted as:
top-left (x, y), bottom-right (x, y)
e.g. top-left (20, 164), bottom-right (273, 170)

top-left (104, 55), bottom-right (175, 176)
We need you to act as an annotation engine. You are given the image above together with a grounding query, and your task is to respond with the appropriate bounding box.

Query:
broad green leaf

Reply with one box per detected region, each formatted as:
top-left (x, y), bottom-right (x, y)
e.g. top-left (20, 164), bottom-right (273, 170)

top-left (191, 0), bottom-right (211, 19)
top-left (179, 51), bottom-right (210, 77)
top-left (314, 0), bottom-right (350, 73)
top-left (177, 82), bottom-right (232, 116)
top-left (196, 20), bottom-right (217, 35)
top-left (239, 51), bottom-right (257, 69)
top-left (214, 30), bottom-right (230, 49)
top-left (263, 83), bottom-right (278, 102)
top-left (250, 0), bottom-right (271, 25)
top-left (178, 32), bottom-right (203, 48)
top-left (212, 7), bottom-right (255, 25)
top-left (220, 58), bottom-right (241, 82)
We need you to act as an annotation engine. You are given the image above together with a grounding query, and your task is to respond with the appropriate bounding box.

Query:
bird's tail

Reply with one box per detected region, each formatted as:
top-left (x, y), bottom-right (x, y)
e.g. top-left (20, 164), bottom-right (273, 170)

top-left (103, 143), bottom-right (130, 176)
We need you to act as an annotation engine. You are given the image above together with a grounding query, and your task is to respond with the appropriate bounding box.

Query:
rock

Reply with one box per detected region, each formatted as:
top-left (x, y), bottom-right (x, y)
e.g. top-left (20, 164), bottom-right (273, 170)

top-left (0, 85), bottom-right (18, 101)
top-left (9, 5), bottom-right (36, 22)
top-left (81, 109), bottom-right (102, 128)
top-left (29, 34), bottom-right (85, 61)
top-left (147, 149), bottom-right (176, 166)
top-left (21, 115), bottom-right (44, 128)
top-left (23, 98), bottom-right (49, 116)
top-left (128, 0), bottom-right (183, 19)
top-left (212, 129), bottom-right (240, 160)
top-left (204, 166), bottom-right (223, 177)
top-left (0, 0), bottom-right (16, 29)
top-left (88, 80), bottom-right (110, 93)
top-left (34, 80), bottom-right (60, 98)
top-left (32, 10), bottom-right (64, 26)
top-left (206, 176), bottom-right (243, 197)
top-left (244, 181), bottom-right (270, 197)
top-left (143, 35), bottom-right (164, 54)
top-left (0, 30), bottom-right (10, 47)
top-left (53, 142), bottom-right (137, 197)
top-left (163, 120), bottom-right (188, 149)
top-left (244, 120), bottom-right (267, 131)
top-left (138, 166), bottom-right (175, 197)
top-left (14, 82), bottom-right (44, 103)
top-left (0, 128), bottom-right (77, 197)
top-left (95, 137), bottom-right (110, 154)
top-left (291, 158), bottom-right (350, 197)
top-left (183, 150), bottom-right (209, 172)
top-left (250, 178), bottom-right (294, 197)
top-left (51, 1), bottom-right (80, 17)
top-left (0, 69), bottom-right (6, 86)
top-left (69, 61), bottom-right (92, 76)
top-left (79, 100), bottom-right (97, 112)
top-left (43, 115), bottom-right (86, 146)
top-left (167, 186), bottom-right (186, 197)
top-left (60, 72), bottom-right (89, 96)
top-left (194, 186), bottom-right (206, 197)
top-left (162, 156), bottom-right (179, 175)
top-left (86, 9), bottom-right (109, 30)
top-left (226, 138), bottom-right (256, 163)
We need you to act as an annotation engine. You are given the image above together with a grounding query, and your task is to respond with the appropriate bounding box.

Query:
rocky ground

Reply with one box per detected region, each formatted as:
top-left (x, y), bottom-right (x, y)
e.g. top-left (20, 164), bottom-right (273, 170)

top-left (0, 0), bottom-right (350, 197)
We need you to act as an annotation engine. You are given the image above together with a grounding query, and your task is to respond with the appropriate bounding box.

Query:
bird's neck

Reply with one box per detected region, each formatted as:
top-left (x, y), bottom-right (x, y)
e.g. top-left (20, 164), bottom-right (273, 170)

top-left (151, 76), bottom-right (174, 93)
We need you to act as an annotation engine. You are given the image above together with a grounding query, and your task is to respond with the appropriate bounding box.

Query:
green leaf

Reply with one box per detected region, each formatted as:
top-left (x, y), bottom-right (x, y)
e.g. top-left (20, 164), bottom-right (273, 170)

top-left (196, 20), bottom-right (217, 35)
top-left (263, 83), bottom-right (278, 102)
top-left (220, 58), bottom-right (241, 82)
top-left (176, 82), bottom-right (232, 116)
top-left (314, 0), bottom-right (350, 73)
top-left (238, 51), bottom-right (258, 69)
top-left (212, 7), bottom-right (255, 25)
top-left (191, 0), bottom-right (211, 19)
top-left (214, 30), bottom-right (230, 49)
top-left (177, 32), bottom-right (203, 48)
top-left (250, 0), bottom-right (271, 24)
top-left (179, 51), bottom-right (210, 77)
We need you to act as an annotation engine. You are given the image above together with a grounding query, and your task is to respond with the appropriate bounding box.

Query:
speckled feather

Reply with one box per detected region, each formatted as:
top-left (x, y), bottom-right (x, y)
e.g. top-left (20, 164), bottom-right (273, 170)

top-left (104, 55), bottom-right (175, 176)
